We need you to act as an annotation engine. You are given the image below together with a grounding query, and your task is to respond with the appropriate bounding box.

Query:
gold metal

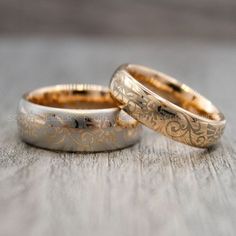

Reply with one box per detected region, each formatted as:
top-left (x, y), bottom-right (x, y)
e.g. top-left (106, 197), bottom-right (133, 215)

top-left (110, 64), bottom-right (226, 148)
top-left (17, 84), bottom-right (142, 152)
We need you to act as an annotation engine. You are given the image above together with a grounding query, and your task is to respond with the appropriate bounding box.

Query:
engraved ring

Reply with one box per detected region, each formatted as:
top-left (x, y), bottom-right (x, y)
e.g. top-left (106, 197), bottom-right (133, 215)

top-left (110, 64), bottom-right (226, 148)
top-left (17, 84), bottom-right (142, 152)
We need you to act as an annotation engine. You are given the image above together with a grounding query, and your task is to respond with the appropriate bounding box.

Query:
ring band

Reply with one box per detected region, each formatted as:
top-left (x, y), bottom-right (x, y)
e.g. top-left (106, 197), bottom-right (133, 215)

top-left (17, 84), bottom-right (142, 152)
top-left (110, 64), bottom-right (226, 148)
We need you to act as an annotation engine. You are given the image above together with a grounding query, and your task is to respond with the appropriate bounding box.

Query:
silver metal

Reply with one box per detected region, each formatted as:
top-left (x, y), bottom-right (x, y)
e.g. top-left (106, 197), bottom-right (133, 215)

top-left (17, 84), bottom-right (142, 152)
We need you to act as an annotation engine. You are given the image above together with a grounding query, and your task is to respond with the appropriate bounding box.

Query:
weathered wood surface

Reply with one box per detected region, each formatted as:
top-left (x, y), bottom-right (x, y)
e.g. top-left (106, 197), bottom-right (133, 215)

top-left (0, 0), bottom-right (236, 39)
top-left (0, 38), bottom-right (235, 236)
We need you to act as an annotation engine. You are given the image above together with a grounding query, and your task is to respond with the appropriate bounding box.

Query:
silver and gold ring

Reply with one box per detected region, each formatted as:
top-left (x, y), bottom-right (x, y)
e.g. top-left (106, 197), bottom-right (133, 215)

top-left (17, 84), bottom-right (142, 152)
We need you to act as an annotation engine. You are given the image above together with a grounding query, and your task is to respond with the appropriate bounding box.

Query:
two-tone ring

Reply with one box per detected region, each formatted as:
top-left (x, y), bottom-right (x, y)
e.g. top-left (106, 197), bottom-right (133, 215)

top-left (17, 84), bottom-right (142, 152)
top-left (110, 64), bottom-right (226, 148)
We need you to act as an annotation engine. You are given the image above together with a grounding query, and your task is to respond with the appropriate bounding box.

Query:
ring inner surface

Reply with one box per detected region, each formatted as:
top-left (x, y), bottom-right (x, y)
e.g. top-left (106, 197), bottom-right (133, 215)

top-left (127, 66), bottom-right (222, 121)
top-left (26, 86), bottom-right (117, 109)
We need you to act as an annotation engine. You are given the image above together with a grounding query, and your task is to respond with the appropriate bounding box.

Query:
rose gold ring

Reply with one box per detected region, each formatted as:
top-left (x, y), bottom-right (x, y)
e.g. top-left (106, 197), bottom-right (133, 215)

top-left (110, 64), bottom-right (226, 148)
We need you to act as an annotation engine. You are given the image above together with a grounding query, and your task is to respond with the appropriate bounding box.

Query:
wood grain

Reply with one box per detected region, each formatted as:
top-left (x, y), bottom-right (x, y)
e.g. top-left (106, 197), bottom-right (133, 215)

top-left (0, 0), bottom-right (236, 39)
top-left (0, 37), bottom-right (235, 236)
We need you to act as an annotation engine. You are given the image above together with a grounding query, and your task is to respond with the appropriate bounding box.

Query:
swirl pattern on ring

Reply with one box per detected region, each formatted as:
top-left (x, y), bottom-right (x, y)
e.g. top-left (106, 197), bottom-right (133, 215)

top-left (17, 105), bottom-right (141, 152)
top-left (110, 71), bottom-right (225, 148)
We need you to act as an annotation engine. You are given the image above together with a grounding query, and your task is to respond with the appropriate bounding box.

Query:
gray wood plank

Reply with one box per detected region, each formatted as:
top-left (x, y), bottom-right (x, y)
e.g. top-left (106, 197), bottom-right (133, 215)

top-left (0, 0), bottom-right (236, 39)
top-left (0, 37), bottom-right (235, 236)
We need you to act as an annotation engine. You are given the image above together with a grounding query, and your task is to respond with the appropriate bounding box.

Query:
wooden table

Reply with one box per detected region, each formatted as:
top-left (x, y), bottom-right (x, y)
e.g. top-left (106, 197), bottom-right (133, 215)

top-left (0, 37), bottom-right (235, 236)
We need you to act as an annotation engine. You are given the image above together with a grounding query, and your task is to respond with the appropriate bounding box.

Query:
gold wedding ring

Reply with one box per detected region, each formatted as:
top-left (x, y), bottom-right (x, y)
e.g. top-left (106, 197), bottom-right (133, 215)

top-left (17, 84), bottom-right (142, 152)
top-left (110, 64), bottom-right (226, 148)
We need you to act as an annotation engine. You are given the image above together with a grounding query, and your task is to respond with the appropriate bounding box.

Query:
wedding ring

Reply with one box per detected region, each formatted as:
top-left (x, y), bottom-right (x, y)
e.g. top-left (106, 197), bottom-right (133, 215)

top-left (17, 84), bottom-right (142, 152)
top-left (110, 64), bottom-right (226, 148)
